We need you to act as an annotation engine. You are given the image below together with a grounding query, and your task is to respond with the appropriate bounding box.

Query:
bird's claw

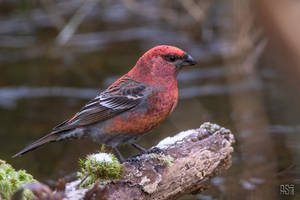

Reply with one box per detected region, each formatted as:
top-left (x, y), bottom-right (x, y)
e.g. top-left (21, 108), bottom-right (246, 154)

top-left (147, 147), bottom-right (165, 154)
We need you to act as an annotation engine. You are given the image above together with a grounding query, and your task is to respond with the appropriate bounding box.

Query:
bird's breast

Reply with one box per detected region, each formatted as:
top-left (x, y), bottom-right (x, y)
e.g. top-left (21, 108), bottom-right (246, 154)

top-left (103, 85), bottom-right (178, 135)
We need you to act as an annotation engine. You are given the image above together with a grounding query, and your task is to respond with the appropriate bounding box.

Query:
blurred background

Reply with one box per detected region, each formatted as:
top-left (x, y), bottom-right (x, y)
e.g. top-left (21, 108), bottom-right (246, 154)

top-left (0, 0), bottom-right (299, 199)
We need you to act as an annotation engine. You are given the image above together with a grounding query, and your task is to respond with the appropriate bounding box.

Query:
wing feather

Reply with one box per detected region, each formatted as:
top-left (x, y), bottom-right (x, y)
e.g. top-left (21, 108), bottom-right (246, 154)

top-left (53, 76), bottom-right (148, 131)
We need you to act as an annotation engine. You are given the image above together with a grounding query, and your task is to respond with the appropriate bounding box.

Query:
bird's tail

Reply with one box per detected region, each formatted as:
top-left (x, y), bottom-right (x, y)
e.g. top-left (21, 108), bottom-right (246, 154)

top-left (13, 132), bottom-right (59, 157)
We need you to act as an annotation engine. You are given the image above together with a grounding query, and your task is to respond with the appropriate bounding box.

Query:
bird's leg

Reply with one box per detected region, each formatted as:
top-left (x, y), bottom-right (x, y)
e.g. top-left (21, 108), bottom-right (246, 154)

top-left (131, 143), bottom-right (147, 153)
top-left (113, 147), bottom-right (125, 163)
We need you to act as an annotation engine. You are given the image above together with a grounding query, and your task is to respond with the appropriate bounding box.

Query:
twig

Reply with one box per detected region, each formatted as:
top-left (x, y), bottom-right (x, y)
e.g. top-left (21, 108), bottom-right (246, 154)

top-left (180, 0), bottom-right (210, 22)
top-left (56, 0), bottom-right (98, 45)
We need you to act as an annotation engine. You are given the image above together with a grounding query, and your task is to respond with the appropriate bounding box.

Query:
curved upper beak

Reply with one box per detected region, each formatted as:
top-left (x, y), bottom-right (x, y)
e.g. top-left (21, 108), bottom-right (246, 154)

top-left (182, 53), bottom-right (197, 66)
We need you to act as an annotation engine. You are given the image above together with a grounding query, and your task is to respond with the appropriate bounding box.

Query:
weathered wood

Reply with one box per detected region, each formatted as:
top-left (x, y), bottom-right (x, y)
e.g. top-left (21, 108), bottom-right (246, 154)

top-left (65, 122), bottom-right (235, 200)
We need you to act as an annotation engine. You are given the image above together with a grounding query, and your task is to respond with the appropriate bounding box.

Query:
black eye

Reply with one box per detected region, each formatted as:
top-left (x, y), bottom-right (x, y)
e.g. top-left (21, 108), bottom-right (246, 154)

top-left (164, 55), bottom-right (177, 62)
top-left (169, 55), bottom-right (176, 62)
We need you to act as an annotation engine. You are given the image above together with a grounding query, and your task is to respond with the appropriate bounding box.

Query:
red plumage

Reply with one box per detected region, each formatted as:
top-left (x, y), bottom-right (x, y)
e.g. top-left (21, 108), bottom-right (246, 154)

top-left (14, 45), bottom-right (196, 160)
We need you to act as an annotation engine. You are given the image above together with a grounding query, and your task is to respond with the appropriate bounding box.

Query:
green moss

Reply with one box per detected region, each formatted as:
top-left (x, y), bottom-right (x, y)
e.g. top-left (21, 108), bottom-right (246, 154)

top-left (0, 159), bottom-right (35, 200)
top-left (78, 152), bottom-right (124, 188)
top-left (149, 153), bottom-right (174, 167)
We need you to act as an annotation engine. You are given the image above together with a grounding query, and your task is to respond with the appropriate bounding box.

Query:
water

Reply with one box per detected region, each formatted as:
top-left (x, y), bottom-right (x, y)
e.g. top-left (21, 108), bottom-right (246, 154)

top-left (0, 1), bottom-right (299, 199)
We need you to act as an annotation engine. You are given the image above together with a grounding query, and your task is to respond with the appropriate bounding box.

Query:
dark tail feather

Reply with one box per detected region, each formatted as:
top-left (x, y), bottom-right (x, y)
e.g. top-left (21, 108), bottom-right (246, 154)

top-left (13, 132), bottom-right (59, 157)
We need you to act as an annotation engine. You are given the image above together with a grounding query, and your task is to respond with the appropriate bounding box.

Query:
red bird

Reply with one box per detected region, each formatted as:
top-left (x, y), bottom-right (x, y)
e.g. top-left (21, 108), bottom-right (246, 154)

top-left (14, 45), bottom-right (196, 161)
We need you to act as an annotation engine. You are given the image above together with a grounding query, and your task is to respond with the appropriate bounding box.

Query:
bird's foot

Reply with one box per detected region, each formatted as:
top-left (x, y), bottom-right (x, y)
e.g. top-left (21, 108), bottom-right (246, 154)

top-left (147, 147), bottom-right (165, 154)
top-left (115, 145), bottom-right (165, 164)
top-left (132, 144), bottom-right (165, 155)
top-left (131, 143), bottom-right (147, 153)
top-left (126, 147), bottom-right (166, 163)
top-left (113, 147), bottom-right (125, 163)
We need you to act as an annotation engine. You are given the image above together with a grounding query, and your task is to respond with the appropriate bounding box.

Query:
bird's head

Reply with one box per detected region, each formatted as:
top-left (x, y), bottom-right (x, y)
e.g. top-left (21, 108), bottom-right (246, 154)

top-left (143, 45), bottom-right (196, 69)
top-left (130, 45), bottom-right (196, 83)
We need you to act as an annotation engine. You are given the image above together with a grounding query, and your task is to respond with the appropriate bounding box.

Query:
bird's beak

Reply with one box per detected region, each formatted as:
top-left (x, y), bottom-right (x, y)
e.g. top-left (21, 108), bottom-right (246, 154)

top-left (182, 53), bottom-right (197, 66)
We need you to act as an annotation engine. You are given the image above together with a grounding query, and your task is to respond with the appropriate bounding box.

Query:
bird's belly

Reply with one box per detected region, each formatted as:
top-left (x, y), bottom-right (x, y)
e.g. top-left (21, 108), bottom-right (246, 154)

top-left (104, 109), bottom-right (169, 134)
top-left (87, 110), bottom-right (164, 146)
top-left (89, 132), bottom-right (140, 147)
top-left (103, 98), bottom-right (174, 135)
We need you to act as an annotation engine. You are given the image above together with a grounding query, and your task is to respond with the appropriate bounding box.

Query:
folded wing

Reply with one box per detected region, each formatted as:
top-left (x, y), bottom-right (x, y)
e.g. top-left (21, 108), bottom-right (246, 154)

top-left (53, 76), bottom-right (148, 132)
